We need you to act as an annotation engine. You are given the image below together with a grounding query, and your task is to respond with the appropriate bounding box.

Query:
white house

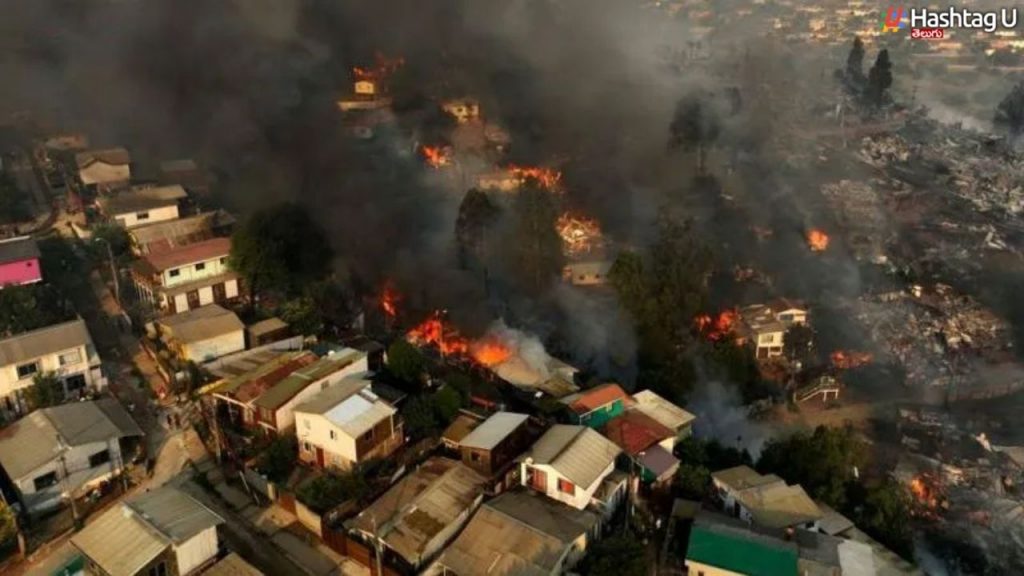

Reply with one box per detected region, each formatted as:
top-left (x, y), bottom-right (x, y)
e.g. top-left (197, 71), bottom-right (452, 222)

top-left (519, 424), bottom-right (621, 511)
top-left (72, 485), bottom-right (223, 576)
top-left (154, 304), bottom-right (245, 363)
top-left (0, 318), bottom-right (106, 418)
top-left (132, 237), bottom-right (239, 314)
top-left (737, 298), bottom-right (810, 359)
top-left (711, 466), bottom-right (823, 531)
top-left (295, 375), bottom-right (401, 470)
top-left (0, 399), bottom-right (142, 513)
top-left (75, 147), bottom-right (131, 190)
top-left (96, 184), bottom-right (189, 229)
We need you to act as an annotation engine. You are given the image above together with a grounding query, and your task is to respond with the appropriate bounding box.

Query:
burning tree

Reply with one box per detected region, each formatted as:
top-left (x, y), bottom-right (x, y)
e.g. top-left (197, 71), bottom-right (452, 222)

top-left (420, 144), bottom-right (452, 168)
top-left (807, 229), bottom-right (829, 252)
top-left (694, 309), bottom-right (738, 341)
top-left (507, 165), bottom-right (562, 190)
top-left (556, 211), bottom-right (604, 257)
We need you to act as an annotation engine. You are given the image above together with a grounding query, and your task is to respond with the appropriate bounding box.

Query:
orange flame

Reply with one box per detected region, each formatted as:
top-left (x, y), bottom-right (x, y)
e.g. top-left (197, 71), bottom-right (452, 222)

top-left (421, 145), bottom-right (451, 168)
top-left (909, 475), bottom-right (941, 511)
top-left (508, 165), bottom-right (562, 190)
top-left (695, 309), bottom-right (738, 341)
top-left (380, 285), bottom-right (399, 319)
top-left (352, 52), bottom-right (405, 80)
top-left (807, 229), bottom-right (829, 252)
top-left (407, 312), bottom-right (470, 356)
top-left (556, 212), bottom-right (603, 257)
top-left (830, 350), bottom-right (872, 370)
top-left (471, 339), bottom-right (513, 366)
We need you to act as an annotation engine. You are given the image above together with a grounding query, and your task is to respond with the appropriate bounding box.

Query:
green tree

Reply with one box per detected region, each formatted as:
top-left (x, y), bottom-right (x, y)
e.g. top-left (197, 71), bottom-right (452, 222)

top-left (506, 182), bottom-right (563, 295)
top-left (0, 500), bottom-right (16, 546)
top-left (865, 49), bottom-right (893, 108)
top-left (579, 530), bottom-right (648, 576)
top-left (297, 469), bottom-right (369, 514)
top-left (24, 372), bottom-right (65, 410)
top-left (229, 203), bottom-right (334, 310)
top-left (257, 435), bottom-right (298, 484)
top-left (278, 296), bottom-right (324, 337)
top-left (674, 463), bottom-right (711, 500)
top-left (669, 94), bottom-right (722, 174)
top-left (90, 223), bottom-right (133, 264)
top-left (994, 81), bottom-right (1024, 136)
top-left (0, 173), bottom-right (30, 225)
top-left (783, 323), bottom-right (815, 364)
top-left (0, 284), bottom-right (60, 337)
top-left (401, 395), bottom-right (439, 439)
top-left (854, 479), bottom-right (913, 557)
top-left (387, 340), bottom-right (426, 384)
top-left (455, 188), bottom-right (501, 268)
top-left (432, 385), bottom-right (463, 424)
top-left (757, 425), bottom-right (868, 509)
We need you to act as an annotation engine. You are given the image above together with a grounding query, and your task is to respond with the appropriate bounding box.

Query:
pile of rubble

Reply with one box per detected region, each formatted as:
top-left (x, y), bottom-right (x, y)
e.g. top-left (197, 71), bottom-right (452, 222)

top-left (820, 179), bottom-right (891, 262)
top-left (858, 133), bottom-right (912, 167)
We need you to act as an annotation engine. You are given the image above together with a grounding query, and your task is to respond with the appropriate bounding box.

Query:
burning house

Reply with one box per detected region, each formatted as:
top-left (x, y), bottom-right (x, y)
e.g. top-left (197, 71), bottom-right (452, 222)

top-left (733, 299), bottom-right (810, 360)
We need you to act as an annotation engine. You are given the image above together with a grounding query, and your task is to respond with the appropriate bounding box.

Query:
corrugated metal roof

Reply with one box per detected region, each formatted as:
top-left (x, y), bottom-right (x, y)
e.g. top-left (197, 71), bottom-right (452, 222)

top-left (0, 399), bottom-right (142, 480)
top-left (204, 553), bottom-right (264, 576)
top-left (0, 236), bottom-right (39, 265)
top-left (0, 318), bottom-right (94, 367)
top-left (738, 482), bottom-right (822, 529)
top-left (442, 413), bottom-right (483, 446)
top-left (71, 486), bottom-right (222, 576)
top-left (159, 304), bottom-right (244, 344)
top-left (438, 491), bottom-right (598, 576)
top-left (127, 485), bottom-right (224, 543)
top-left (712, 466), bottom-right (783, 491)
top-left (251, 350), bottom-right (366, 411)
top-left (522, 425), bottom-right (620, 488)
top-left (141, 237), bottom-right (231, 273)
top-left (561, 383), bottom-right (628, 414)
top-left (295, 377), bottom-right (395, 437)
top-left (459, 412), bottom-right (528, 451)
top-left (631, 389), bottom-right (696, 431)
top-left (247, 317), bottom-right (288, 337)
top-left (347, 458), bottom-right (486, 566)
top-left (71, 501), bottom-right (168, 576)
top-left (75, 147), bottom-right (130, 168)
top-left (130, 210), bottom-right (234, 254)
top-left (601, 411), bottom-right (675, 455)
top-left (97, 184), bottom-right (187, 216)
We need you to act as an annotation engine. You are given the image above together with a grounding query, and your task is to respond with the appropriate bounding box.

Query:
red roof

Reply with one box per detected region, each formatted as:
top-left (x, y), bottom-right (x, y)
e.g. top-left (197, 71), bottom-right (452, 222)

top-left (143, 237), bottom-right (231, 272)
top-left (567, 383), bottom-right (629, 414)
top-left (602, 411), bottom-right (675, 455)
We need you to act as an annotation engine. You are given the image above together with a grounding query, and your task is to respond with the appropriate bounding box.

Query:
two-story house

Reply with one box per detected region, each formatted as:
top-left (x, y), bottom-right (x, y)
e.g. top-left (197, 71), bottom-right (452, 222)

top-left (712, 466), bottom-right (823, 532)
top-left (129, 210), bottom-right (235, 256)
top-left (457, 412), bottom-right (532, 484)
top-left (75, 147), bottom-right (131, 191)
top-left (559, 383), bottom-right (629, 428)
top-left (736, 299), bottom-right (810, 359)
top-left (519, 424), bottom-right (622, 511)
top-left (0, 236), bottom-right (42, 287)
top-left (72, 485), bottom-right (223, 576)
top-left (0, 318), bottom-right (106, 417)
top-left (96, 184), bottom-right (189, 229)
top-left (295, 376), bottom-right (401, 470)
top-left (132, 237), bottom-right (239, 314)
top-left (0, 399), bottom-right (142, 513)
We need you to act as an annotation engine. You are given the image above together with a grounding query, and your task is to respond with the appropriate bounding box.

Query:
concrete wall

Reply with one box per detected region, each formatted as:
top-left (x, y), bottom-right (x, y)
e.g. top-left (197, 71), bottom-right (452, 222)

top-left (17, 438), bottom-right (124, 513)
top-left (115, 204), bottom-right (180, 229)
top-left (161, 255), bottom-right (230, 289)
top-left (0, 343), bottom-right (100, 402)
top-left (522, 461), bottom-right (612, 510)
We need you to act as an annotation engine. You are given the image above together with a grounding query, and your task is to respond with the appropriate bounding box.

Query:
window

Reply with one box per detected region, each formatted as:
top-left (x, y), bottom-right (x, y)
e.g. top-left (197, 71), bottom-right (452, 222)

top-left (303, 442), bottom-right (311, 452)
top-left (59, 350), bottom-right (82, 366)
top-left (168, 268), bottom-right (180, 278)
top-left (329, 430), bottom-right (336, 440)
top-left (220, 257), bottom-right (227, 265)
top-left (558, 478), bottom-right (576, 495)
top-left (470, 452), bottom-right (482, 463)
top-left (88, 449), bottom-right (111, 468)
top-left (362, 428), bottom-right (374, 442)
top-left (16, 362), bottom-right (38, 380)
top-left (33, 471), bottom-right (59, 491)
top-left (149, 561), bottom-right (167, 576)
top-left (195, 262), bottom-right (206, 271)
top-left (779, 313), bottom-right (793, 322)
top-left (759, 333), bottom-right (775, 344)
top-left (136, 211), bottom-right (150, 221)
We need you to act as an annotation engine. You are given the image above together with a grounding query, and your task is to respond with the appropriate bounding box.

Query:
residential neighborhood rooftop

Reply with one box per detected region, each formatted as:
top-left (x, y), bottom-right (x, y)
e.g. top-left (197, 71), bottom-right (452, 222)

top-left (97, 184), bottom-right (188, 215)
top-left (559, 382), bottom-right (629, 414)
top-left (459, 412), bottom-right (529, 451)
top-left (601, 410), bottom-right (675, 455)
top-left (346, 458), bottom-right (487, 565)
top-left (0, 236), bottom-right (40, 265)
top-left (74, 147), bottom-right (130, 168)
top-left (687, 521), bottom-right (799, 576)
top-left (130, 210), bottom-right (234, 254)
top-left (252, 349), bottom-right (367, 411)
top-left (631, 389), bottom-right (696, 431)
top-left (158, 304), bottom-right (244, 344)
top-left (294, 376), bottom-right (395, 437)
top-left (0, 318), bottom-right (95, 368)
top-left (521, 424), bottom-right (621, 488)
top-left (138, 236), bottom-right (231, 274)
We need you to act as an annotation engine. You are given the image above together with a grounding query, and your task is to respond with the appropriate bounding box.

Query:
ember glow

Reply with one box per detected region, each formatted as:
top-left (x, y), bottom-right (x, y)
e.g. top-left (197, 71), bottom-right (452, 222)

top-left (420, 145), bottom-right (451, 168)
top-left (353, 52), bottom-right (405, 80)
top-left (470, 339), bottom-right (513, 367)
top-left (807, 229), bottom-right (830, 251)
top-left (830, 350), bottom-right (873, 370)
top-left (508, 165), bottom-right (562, 190)
top-left (556, 212), bottom-right (603, 257)
top-left (909, 475), bottom-right (942, 514)
top-left (379, 285), bottom-right (399, 319)
top-left (695, 310), bottom-right (738, 341)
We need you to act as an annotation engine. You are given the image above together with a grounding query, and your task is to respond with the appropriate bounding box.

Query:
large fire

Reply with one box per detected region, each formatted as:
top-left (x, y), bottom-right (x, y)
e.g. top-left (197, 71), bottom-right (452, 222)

top-left (807, 229), bottom-right (830, 252)
top-left (908, 475), bottom-right (944, 516)
top-left (695, 309), bottom-right (739, 341)
top-left (406, 312), bottom-right (515, 367)
top-left (508, 165), bottom-right (562, 190)
top-left (556, 212), bottom-right (604, 257)
top-left (830, 350), bottom-right (873, 370)
top-left (420, 145), bottom-right (451, 168)
top-left (470, 339), bottom-right (513, 367)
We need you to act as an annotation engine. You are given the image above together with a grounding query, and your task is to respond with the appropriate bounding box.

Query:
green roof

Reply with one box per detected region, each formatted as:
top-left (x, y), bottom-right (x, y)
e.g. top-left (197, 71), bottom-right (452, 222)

top-left (251, 350), bottom-right (365, 410)
top-left (686, 526), bottom-right (797, 576)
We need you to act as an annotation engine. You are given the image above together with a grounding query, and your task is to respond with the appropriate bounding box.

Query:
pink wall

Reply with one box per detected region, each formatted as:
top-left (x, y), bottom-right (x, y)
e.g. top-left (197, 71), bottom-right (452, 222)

top-left (0, 258), bottom-right (42, 286)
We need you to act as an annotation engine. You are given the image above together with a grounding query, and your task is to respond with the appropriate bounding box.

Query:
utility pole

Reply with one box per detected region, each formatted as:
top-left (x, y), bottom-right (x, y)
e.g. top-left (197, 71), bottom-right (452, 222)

top-left (371, 514), bottom-right (384, 576)
top-left (56, 436), bottom-right (79, 523)
top-left (94, 237), bottom-right (120, 306)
